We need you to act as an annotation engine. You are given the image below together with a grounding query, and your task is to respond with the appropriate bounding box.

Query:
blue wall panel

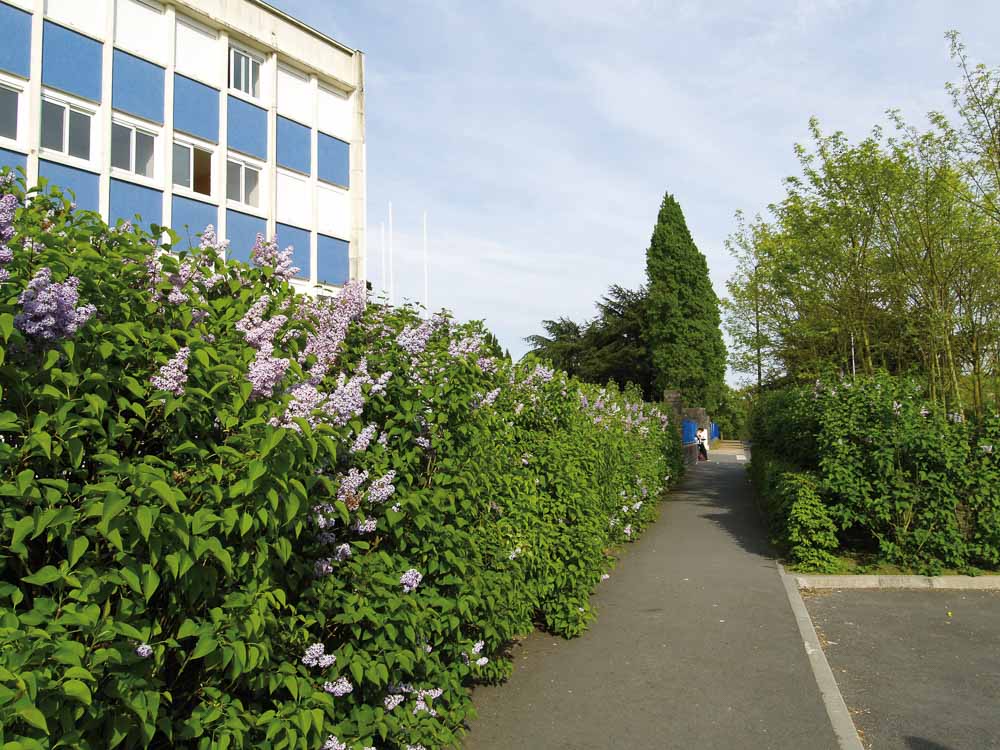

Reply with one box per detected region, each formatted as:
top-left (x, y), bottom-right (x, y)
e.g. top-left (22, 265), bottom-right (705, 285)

top-left (275, 222), bottom-right (310, 280)
top-left (227, 97), bottom-right (267, 160)
top-left (110, 179), bottom-right (161, 228)
top-left (0, 3), bottom-right (31, 78)
top-left (170, 195), bottom-right (217, 249)
top-left (681, 419), bottom-right (698, 445)
top-left (112, 50), bottom-right (164, 124)
top-left (0, 147), bottom-right (26, 176)
top-left (317, 133), bottom-right (349, 187)
top-left (277, 116), bottom-right (310, 174)
top-left (226, 209), bottom-right (266, 264)
top-left (38, 159), bottom-right (99, 212)
top-left (317, 234), bottom-right (349, 286)
top-left (42, 21), bottom-right (102, 102)
top-left (173, 75), bottom-right (218, 142)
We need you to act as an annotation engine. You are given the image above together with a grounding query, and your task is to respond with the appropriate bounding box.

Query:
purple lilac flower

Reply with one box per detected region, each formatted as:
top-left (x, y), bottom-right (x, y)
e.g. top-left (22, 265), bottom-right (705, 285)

top-left (351, 423), bottom-right (377, 453)
top-left (396, 320), bottom-right (434, 355)
top-left (150, 347), bottom-right (191, 396)
top-left (448, 333), bottom-right (484, 358)
top-left (322, 736), bottom-right (347, 750)
top-left (472, 640), bottom-right (485, 654)
top-left (337, 468), bottom-right (369, 508)
top-left (407, 746), bottom-right (427, 750)
top-left (247, 344), bottom-right (290, 399)
top-left (297, 280), bottom-right (367, 380)
top-left (278, 383), bottom-right (327, 429)
top-left (384, 694), bottom-right (405, 711)
top-left (623, 524), bottom-right (633, 538)
top-left (135, 643), bottom-right (153, 658)
top-left (378, 431), bottom-right (388, 446)
top-left (314, 558), bottom-right (334, 577)
top-left (236, 295), bottom-right (287, 350)
top-left (415, 436), bottom-right (431, 449)
top-left (250, 232), bottom-right (299, 280)
top-left (324, 676), bottom-right (353, 696)
top-left (334, 543), bottom-right (352, 561)
top-left (353, 517), bottom-right (377, 534)
top-left (400, 568), bottom-right (422, 593)
top-left (601, 573), bottom-right (610, 581)
top-left (475, 657), bottom-right (489, 666)
top-left (15, 268), bottom-right (96, 340)
top-left (302, 643), bottom-right (337, 668)
top-left (367, 471), bottom-right (396, 504)
top-left (314, 503), bottom-right (337, 530)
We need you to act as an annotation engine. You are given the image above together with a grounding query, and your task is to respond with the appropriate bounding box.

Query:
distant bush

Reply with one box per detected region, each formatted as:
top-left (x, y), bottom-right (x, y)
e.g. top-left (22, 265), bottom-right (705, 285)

top-left (0, 173), bottom-right (681, 750)
top-left (749, 373), bottom-right (1000, 572)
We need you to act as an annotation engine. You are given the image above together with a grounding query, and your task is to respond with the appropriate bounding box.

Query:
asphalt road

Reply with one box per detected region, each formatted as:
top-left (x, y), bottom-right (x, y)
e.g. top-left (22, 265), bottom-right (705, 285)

top-left (805, 589), bottom-right (1000, 750)
top-left (463, 453), bottom-right (839, 750)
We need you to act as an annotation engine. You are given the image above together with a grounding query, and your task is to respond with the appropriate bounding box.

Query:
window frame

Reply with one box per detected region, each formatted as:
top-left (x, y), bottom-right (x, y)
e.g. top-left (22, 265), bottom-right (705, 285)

top-left (0, 73), bottom-right (27, 152)
top-left (171, 135), bottom-right (216, 200)
top-left (229, 44), bottom-right (263, 100)
top-left (225, 152), bottom-right (264, 212)
top-left (110, 115), bottom-right (160, 185)
top-left (38, 90), bottom-right (98, 168)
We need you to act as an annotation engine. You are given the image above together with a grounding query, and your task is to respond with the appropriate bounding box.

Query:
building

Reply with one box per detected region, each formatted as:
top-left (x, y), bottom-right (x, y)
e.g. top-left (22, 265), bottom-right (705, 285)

top-left (0, 0), bottom-right (366, 290)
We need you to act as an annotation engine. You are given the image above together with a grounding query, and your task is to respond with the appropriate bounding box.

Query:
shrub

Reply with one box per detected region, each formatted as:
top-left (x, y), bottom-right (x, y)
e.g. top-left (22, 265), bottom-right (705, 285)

top-left (0, 174), bottom-right (680, 750)
top-left (749, 373), bottom-right (1000, 572)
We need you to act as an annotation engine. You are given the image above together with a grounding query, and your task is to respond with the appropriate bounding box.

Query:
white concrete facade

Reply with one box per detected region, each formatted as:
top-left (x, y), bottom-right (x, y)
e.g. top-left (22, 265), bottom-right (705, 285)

top-left (1, 0), bottom-right (366, 290)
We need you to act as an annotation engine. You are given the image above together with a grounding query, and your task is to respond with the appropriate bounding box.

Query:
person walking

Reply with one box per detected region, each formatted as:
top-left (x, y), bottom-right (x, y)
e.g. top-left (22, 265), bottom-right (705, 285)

top-left (696, 426), bottom-right (709, 462)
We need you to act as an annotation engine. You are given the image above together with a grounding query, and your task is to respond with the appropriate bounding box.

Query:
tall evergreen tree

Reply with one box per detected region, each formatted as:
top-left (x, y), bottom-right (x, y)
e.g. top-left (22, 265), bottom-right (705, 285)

top-left (645, 192), bottom-right (727, 409)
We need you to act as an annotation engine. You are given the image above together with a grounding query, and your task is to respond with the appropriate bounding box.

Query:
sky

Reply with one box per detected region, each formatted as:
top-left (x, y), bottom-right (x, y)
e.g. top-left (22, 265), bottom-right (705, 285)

top-left (272, 0), bottom-right (1000, 366)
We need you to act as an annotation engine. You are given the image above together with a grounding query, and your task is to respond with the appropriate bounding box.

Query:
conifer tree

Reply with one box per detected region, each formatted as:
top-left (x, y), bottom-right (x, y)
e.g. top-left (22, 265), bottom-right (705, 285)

top-left (645, 192), bottom-right (727, 410)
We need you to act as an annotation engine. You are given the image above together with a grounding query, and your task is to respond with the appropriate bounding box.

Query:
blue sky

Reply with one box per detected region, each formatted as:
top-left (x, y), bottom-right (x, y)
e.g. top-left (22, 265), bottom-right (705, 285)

top-left (272, 1), bottom-right (1000, 362)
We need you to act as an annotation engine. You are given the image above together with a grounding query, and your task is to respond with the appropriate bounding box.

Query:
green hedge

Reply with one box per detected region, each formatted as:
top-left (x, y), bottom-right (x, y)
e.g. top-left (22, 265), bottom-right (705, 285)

top-left (0, 175), bottom-right (682, 749)
top-left (749, 373), bottom-right (1000, 572)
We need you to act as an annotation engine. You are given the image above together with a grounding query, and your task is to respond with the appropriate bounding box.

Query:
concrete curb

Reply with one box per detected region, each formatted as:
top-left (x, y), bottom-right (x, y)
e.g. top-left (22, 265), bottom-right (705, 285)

top-left (796, 574), bottom-right (1000, 590)
top-left (778, 564), bottom-right (864, 750)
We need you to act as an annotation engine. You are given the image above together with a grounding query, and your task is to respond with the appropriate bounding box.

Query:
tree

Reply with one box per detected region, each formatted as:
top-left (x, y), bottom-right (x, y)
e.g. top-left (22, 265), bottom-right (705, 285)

top-left (645, 193), bottom-right (727, 410)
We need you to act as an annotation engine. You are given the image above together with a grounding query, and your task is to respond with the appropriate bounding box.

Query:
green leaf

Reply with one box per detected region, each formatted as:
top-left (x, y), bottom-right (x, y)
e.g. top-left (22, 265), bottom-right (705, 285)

top-left (136, 506), bottom-right (153, 541)
top-left (68, 537), bottom-right (89, 568)
top-left (0, 312), bottom-right (13, 343)
top-left (17, 706), bottom-right (48, 733)
top-left (150, 480), bottom-right (179, 512)
top-left (22, 566), bottom-right (61, 586)
top-left (62, 679), bottom-right (92, 705)
top-left (190, 634), bottom-right (218, 660)
top-left (42, 349), bottom-right (60, 370)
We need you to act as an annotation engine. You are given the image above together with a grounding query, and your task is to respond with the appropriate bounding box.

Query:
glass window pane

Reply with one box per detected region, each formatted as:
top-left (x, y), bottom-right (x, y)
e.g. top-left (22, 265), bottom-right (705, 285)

top-left (68, 110), bottom-right (90, 160)
top-left (226, 160), bottom-right (241, 202)
top-left (244, 166), bottom-right (259, 207)
top-left (193, 147), bottom-right (212, 195)
top-left (135, 131), bottom-right (154, 178)
top-left (173, 143), bottom-right (191, 188)
top-left (0, 86), bottom-right (17, 141)
top-left (232, 50), bottom-right (244, 93)
top-left (250, 60), bottom-right (260, 98)
top-left (111, 123), bottom-right (132, 171)
top-left (41, 100), bottom-right (64, 152)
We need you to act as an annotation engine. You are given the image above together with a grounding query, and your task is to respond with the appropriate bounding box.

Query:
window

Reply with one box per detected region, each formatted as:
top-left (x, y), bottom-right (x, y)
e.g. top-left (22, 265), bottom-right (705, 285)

top-left (40, 98), bottom-right (92, 160)
top-left (173, 141), bottom-right (212, 195)
top-left (226, 157), bottom-right (260, 207)
top-left (111, 121), bottom-right (155, 178)
top-left (0, 85), bottom-right (18, 141)
top-left (230, 47), bottom-right (261, 98)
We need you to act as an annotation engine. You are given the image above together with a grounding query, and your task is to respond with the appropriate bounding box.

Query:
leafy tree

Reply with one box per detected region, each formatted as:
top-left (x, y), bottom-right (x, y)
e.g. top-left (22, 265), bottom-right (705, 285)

top-left (645, 193), bottom-right (727, 410)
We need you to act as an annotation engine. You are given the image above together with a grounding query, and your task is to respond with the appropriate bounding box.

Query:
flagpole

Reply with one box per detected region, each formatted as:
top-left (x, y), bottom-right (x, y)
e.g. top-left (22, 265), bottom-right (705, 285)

top-left (388, 202), bottom-right (394, 305)
top-left (422, 211), bottom-right (429, 317)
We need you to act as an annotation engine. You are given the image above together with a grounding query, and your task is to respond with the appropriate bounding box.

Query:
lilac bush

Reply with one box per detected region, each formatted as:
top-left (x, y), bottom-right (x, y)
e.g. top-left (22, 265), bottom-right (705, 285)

top-left (0, 172), bottom-right (680, 750)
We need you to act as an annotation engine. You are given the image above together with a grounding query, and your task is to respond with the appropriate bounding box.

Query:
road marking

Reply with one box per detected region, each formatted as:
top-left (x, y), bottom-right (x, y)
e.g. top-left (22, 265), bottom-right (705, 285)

top-left (736, 455), bottom-right (746, 461)
top-left (778, 564), bottom-right (864, 750)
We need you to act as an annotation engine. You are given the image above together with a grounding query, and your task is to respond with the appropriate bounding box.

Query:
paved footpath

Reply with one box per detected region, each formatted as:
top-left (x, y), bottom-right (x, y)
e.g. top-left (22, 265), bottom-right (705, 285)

top-left (464, 453), bottom-right (840, 750)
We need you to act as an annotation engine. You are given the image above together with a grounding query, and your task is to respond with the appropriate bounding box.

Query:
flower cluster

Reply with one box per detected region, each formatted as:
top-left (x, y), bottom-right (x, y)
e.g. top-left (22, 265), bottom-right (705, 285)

top-left (150, 347), bottom-right (191, 396)
top-left (368, 471), bottom-right (396, 504)
top-left (302, 643), bottom-right (337, 669)
top-left (324, 676), bottom-right (353, 696)
top-left (0, 192), bottom-right (18, 282)
top-left (15, 268), bottom-right (96, 341)
top-left (135, 643), bottom-right (153, 658)
top-left (250, 232), bottom-right (300, 280)
top-left (400, 568), bottom-right (423, 593)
